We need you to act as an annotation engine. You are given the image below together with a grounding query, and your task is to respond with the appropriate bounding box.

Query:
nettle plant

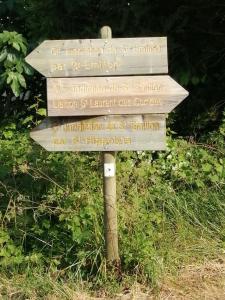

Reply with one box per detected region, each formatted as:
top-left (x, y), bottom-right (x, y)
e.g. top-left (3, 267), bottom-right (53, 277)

top-left (0, 31), bottom-right (33, 96)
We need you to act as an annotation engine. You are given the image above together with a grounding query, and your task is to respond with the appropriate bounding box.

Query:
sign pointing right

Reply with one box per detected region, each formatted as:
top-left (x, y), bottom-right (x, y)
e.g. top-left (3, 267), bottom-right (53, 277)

top-left (47, 75), bottom-right (188, 116)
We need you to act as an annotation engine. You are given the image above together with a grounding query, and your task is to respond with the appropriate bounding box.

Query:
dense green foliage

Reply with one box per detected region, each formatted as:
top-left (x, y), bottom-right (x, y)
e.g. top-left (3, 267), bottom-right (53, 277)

top-left (0, 0), bottom-right (225, 296)
top-left (0, 31), bottom-right (30, 94)
top-left (0, 118), bottom-right (224, 289)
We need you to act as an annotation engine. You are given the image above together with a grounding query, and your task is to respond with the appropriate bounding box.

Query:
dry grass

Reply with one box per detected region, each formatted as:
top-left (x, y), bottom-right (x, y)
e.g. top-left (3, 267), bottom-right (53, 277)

top-left (158, 257), bottom-right (225, 300)
top-left (44, 258), bottom-right (225, 300)
top-left (1, 258), bottom-right (225, 300)
top-left (71, 258), bottom-right (225, 300)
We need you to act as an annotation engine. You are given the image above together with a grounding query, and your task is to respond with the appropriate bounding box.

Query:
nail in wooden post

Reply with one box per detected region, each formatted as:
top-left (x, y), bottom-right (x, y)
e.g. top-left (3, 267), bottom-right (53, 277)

top-left (101, 26), bottom-right (120, 265)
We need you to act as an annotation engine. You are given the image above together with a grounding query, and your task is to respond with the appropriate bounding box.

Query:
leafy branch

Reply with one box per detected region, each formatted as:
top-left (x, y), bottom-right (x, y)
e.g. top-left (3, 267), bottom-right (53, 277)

top-left (0, 31), bottom-right (33, 96)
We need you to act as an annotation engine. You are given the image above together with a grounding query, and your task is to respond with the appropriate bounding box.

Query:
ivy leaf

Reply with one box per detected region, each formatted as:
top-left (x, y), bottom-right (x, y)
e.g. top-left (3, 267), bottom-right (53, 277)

top-left (0, 50), bottom-right (7, 62)
top-left (19, 43), bottom-right (27, 55)
top-left (17, 73), bottom-right (26, 88)
top-left (11, 78), bottom-right (20, 96)
top-left (7, 52), bottom-right (17, 63)
top-left (23, 63), bottom-right (34, 75)
top-left (16, 61), bottom-right (23, 73)
top-left (12, 42), bottom-right (20, 51)
top-left (37, 108), bottom-right (46, 116)
top-left (22, 115), bottom-right (33, 124)
top-left (6, 74), bottom-right (12, 84)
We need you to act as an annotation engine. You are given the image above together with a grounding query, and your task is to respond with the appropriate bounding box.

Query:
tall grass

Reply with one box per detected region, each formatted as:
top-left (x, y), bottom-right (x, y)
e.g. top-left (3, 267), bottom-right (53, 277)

top-left (0, 129), bottom-right (224, 296)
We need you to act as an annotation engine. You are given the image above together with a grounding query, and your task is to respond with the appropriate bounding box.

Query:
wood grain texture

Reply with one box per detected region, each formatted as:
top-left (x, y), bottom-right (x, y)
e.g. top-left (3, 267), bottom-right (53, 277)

top-left (47, 75), bottom-right (188, 116)
top-left (100, 25), bottom-right (120, 265)
top-left (25, 37), bottom-right (168, 77)
top-left (30, 114), bottom-right (166, 151)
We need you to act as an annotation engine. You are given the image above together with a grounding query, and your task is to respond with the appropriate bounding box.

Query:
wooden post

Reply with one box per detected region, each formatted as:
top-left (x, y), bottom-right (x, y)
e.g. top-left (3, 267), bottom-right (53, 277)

top-left (101, 26), bottom-right (120, 266)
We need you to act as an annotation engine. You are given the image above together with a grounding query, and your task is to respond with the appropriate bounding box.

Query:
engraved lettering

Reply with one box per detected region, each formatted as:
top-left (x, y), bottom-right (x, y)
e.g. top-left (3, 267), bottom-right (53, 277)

top-left (72, 83), bottom-right (128, 94)
top-left (71, 136), bottom-right (132, 145)
top-left (51, 48), bottom-right (61, 55)
top-left (133, 44), bottom-right (163, 54)
top-left (72, 61), bottom-right (81, 70)
top-left (51, 42), bottom-right (163, 58)
top-left (51, 63), bottom-right (65, 71)
top-left (50, 98), bottom-right (161, 110)
top-left (130, 122), bottom-right (160, 131)
top-left (136, 82), bottom-right (162, 92)
top-left (63, 122), bottom-right (104, 132)
top-left (71, 60), bottom-right (121, 71)
top-left (59, 121), bottom-right (160, 132)
top-left (52, 138), bottom-right (66, 144)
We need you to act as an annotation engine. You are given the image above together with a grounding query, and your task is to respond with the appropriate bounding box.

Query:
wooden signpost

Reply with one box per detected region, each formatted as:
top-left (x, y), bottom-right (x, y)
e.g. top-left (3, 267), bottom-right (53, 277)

top-left (47, 76), bottom-right (188, 116)
top-left (25, 37), bottom-right (168, 77)
top-left (30, 114), bottom-right (166, 151)
top-left (26, 25), bottom-right (188, 268)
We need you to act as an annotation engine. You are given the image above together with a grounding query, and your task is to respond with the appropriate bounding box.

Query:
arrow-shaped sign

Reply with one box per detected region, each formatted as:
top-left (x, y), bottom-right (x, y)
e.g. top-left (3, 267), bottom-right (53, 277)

top-left (47, 75), bottom-right (188, 116)
top-left (25, 37), bottom-right (168, 77)
top-left (30, 114), bottom-right (166, 152)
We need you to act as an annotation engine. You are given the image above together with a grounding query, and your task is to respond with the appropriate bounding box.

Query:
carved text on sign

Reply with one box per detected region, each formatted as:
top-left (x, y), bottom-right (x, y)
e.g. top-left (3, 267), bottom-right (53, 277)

top-left (57, 121), bottom-right (161, 132)
top-left (51, 43), bottom-right (164, 57)
top-left (25, 37), bottom-right (168, 76)
top-left (50, 98), bottom-right (161, 109)
top-left (30, 115), bottom-right (166, 151)
top-left (52, 136), bottom-right (132, 146)
top-left (47, 76), bottom-right (188, 116)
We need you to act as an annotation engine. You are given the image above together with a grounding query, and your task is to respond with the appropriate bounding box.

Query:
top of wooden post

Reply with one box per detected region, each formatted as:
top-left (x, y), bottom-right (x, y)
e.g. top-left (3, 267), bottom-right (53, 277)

top-left (100, 26), bottom-right (112, 39)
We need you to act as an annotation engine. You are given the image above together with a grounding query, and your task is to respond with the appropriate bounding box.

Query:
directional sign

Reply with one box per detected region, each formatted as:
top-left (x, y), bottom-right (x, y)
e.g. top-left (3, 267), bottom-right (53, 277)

top-left (25, 37), bottom-right (168, 77)
top-left (47, 75), bottom-right (188, 116)
top-left (30, 114), bottom-right (166, 151)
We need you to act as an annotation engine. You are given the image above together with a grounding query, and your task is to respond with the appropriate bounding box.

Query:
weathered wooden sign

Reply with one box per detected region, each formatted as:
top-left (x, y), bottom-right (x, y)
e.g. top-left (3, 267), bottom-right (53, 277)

top-left (30, 114), bottom-right (166, 151)
top-left (25, 37), bottom-right (168, 77)
top-left (47, 75), bottom-right (188, 116)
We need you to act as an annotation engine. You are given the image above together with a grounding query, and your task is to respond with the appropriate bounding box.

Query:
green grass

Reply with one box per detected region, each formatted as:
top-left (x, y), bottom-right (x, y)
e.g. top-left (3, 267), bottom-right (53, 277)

top-left (0, 131), bottom-right (224, 298)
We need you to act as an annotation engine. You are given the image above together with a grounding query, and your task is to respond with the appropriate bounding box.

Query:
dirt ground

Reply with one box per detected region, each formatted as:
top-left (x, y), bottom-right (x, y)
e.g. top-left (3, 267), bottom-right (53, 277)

top-left (69, 258), bottom-right (225, 300)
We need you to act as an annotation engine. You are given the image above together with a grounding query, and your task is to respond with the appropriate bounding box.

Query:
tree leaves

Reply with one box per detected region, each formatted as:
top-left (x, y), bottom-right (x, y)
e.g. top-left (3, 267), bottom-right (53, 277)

top-left (23, 63), bottom-right (34, 76)
top-left (36, 108), bottom-right (46, 116)
top-left (0, 50), bottom-right (7, 62)
top-left (0, 31), bottom-right (31, 97)
top-left (4, 71), bottom-right (26, 96)
top-left (17, 73), bottom-right (26, 88)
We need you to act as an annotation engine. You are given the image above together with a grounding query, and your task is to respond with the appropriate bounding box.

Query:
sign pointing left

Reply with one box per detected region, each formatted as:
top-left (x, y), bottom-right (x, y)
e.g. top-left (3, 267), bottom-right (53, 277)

top-left (25, 37), bottom-right (168, 77)
top-left (30, 114), bottom-right (166, 152)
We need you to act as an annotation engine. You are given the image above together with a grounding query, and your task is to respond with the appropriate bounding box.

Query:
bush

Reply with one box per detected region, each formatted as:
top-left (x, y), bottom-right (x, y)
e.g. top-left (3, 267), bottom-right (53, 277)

top-left (0, 114), bottom-right (224, 284)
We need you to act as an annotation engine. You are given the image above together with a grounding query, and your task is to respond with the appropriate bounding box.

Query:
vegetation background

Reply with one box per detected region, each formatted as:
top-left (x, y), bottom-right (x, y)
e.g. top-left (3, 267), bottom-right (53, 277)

top-left (0, 0), bottom-right (225, 298)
